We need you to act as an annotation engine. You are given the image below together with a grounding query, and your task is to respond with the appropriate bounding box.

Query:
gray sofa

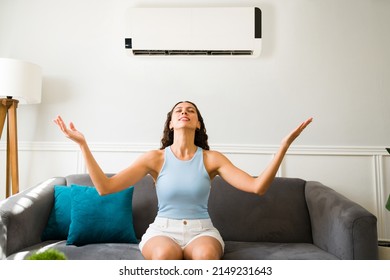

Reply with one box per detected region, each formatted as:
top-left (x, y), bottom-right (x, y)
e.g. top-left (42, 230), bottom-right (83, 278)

top-left (0, 174), bottom-right (378, 260)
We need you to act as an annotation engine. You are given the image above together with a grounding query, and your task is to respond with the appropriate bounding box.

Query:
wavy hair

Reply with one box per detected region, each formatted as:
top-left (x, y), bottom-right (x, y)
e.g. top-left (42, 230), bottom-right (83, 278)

top-left (160, 101), bottom-right (209, 150)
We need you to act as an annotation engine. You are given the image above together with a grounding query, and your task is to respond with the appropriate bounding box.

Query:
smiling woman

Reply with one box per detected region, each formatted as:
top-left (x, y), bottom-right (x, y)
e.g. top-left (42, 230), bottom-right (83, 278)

top-left (53, 101), bottom-right (312, 260)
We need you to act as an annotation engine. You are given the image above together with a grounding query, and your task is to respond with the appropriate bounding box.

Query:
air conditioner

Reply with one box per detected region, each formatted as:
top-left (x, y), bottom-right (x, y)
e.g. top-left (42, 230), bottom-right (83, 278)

top-left (125, 7), bottom-right (262, 57)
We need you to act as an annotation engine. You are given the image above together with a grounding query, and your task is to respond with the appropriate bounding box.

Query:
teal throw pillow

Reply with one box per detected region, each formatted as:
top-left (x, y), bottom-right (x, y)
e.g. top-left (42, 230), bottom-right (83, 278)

top-left (41, 186), bottom-right (71, 241)
top-left (66, 185), bottom-right (137, 246)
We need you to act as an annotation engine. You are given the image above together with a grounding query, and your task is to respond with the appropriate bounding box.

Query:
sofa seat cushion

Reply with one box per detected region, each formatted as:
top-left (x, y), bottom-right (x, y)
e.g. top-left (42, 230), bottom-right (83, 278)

top-left (222, 241), bottom-right (339, 260)
top-left (8, 240), bottom-right (338, 260)
top-left (6, 241), bottom-right (144, 260)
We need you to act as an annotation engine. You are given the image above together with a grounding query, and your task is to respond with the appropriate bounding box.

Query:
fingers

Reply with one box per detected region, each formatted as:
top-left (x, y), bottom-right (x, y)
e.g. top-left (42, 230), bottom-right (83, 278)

top-left (55, 116), bottom-right (66, 132)
top-left (53, 115), bottom-right (64, 128)
top-left (283, 117), bottom-right (313, 146)
top-left (298, 117), bottom-right (313, 132)
top-left (303, 117), bottom-right (313, 130)
top-left (53, 115), bottom-right (63, 123)
top-left (53, 115), bottom-right (86, 146)
top-left (69, 122), bottom-right (76, 131)
top-left (53, 115), bottom-right (72, 136)
top-left (304, 117), bottom-right (313, 126)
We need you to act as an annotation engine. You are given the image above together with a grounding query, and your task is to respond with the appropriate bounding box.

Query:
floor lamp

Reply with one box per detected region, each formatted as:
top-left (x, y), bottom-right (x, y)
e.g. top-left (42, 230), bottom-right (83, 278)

top-left (0, 58), bottom-right (42, 198)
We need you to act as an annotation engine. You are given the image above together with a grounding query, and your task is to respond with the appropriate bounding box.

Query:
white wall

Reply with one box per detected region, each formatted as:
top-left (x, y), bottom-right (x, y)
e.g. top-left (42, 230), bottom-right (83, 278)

top-left (1, 0), bottom-right (390, 239)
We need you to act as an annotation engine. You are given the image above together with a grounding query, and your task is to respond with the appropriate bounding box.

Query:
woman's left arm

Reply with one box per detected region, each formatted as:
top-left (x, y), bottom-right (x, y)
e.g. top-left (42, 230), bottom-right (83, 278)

top-left (215, 117), bottom-right (313, 195)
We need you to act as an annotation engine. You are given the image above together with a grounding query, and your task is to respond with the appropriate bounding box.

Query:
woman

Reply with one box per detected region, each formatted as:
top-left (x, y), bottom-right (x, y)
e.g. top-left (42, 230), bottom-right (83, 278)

top-left (54, 101), bottom-right (312, 260)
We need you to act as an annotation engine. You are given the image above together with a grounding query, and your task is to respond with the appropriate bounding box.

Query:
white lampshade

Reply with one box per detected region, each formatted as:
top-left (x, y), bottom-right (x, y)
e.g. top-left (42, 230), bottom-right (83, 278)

top-left (0, 58), bottom-right (42, 104)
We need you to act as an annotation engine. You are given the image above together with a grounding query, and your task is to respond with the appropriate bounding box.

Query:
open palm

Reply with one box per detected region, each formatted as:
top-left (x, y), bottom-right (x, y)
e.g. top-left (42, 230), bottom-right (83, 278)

top-left (282, 117), bottom-right (313, 147)
top-left (53, 115), bottom-right (86, 145)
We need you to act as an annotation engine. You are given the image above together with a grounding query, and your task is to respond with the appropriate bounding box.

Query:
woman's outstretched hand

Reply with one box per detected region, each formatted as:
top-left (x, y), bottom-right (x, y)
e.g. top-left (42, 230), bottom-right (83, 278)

top-left (282, 117), bottom-right (313, 147)
top-left (53, 115), bottom-right (86, 146)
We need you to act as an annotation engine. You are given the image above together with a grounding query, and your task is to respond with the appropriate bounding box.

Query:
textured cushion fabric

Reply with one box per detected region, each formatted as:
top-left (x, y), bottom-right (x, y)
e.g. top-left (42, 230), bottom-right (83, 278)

top-left (222, 241), bottom-right (339, 260)
top-left (66, 185), bottom-right (137, 246)
top-left (7, 240), bottom-right (338, 260)
top-left (209, 176), bottom-right (313, 243)
top-left (41, 186), bottom-right (71, 241)
top-left (6, 240), bottom-right (145, 260)
top-left (130, 175), bottom-right (158, 239)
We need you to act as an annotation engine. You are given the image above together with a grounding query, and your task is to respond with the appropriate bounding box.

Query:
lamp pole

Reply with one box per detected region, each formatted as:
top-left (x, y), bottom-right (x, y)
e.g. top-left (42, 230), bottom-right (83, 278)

top-left (0, 97), bottom-right (19, 198)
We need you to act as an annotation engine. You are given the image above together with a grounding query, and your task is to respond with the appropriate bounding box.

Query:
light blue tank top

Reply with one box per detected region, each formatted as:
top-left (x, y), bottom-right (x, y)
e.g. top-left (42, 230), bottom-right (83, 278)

top-left (156, 146), bottom-right (211, 219)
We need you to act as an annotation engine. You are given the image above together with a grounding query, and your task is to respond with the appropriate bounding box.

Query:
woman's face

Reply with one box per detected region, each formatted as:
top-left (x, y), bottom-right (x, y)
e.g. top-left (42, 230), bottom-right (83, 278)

top-left (169, 102), bottom-right (201, 131)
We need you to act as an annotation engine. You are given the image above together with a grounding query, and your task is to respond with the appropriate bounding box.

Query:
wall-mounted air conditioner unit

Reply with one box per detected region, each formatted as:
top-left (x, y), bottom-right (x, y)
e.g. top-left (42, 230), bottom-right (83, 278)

top-left (125, 7), bottom-right (262, 57)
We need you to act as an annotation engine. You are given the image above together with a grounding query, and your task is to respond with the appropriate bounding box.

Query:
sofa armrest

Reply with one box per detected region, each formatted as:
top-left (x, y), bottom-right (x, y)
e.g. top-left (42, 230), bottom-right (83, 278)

top-left (305, 181), bottom-right (378, 259)
top-left (0, 177), bottom-right (66, 259)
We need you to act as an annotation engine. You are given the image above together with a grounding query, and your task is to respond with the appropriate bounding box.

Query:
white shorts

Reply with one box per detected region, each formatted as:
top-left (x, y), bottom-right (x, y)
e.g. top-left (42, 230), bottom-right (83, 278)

top-left (139, 217), bottom-right (225, 252)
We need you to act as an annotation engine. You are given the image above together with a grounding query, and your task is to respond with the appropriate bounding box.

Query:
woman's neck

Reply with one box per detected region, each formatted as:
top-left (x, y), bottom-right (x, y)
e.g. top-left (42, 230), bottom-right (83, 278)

top-left (170, 130), bottom-right (197, 160)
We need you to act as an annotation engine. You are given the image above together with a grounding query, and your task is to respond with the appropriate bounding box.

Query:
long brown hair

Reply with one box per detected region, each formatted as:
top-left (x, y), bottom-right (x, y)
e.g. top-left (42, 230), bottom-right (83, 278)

top-left (160, 101), bottom-right (210, 150)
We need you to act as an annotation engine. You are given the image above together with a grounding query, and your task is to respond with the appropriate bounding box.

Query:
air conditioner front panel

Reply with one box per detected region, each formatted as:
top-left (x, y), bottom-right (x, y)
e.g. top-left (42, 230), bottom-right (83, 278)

top-left (126, 7), bottom-right (261, 56)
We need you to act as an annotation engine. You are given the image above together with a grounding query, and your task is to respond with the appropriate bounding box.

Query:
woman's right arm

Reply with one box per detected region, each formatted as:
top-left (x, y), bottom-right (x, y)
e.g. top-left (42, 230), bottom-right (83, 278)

top-left (53, 116), bottom-right (152, 195)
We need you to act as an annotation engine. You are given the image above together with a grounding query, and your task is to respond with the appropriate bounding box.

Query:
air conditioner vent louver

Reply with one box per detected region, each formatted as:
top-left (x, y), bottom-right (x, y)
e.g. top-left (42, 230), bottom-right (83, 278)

top-left (132, 50), bottom-right (253, 56)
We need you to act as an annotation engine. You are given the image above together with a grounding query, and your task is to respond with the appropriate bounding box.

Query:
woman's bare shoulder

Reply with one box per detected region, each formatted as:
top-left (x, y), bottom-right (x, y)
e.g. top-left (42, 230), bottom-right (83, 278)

top-left (203, 149), bottom-right (231, 179)
top-left (142, 149), bottom-right (164, 160)
top-left (203, 149), bottom-right (226, 159)
top-left (203, 149), bottom-right (230, 166)
top-left (133, 149), bottom-right (164, 180)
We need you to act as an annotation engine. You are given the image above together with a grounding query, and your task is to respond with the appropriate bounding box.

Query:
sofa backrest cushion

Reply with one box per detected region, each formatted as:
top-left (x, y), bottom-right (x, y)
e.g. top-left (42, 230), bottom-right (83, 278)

top-left (65, 174), bottom-right (312, 243)
top-left (209, 176), bottom-right (313, 243)
top-left (131, 175), bottom-right (158, 239)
